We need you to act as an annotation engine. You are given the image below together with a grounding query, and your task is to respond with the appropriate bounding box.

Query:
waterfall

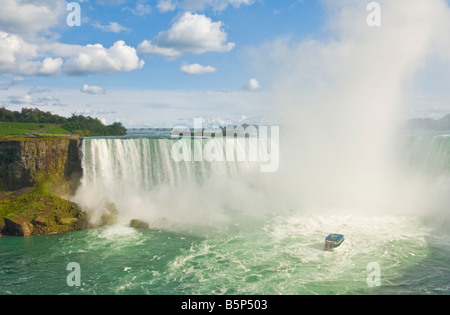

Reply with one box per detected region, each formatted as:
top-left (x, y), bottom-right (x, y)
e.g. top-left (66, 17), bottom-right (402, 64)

top-left (72, 132), bottom-right (450, 229)
top-left (399, 134), bottom-right (450, 176)
top-left (394, 134), bottom-right (450, 228)
top-left (73, 137), bottom-right (264, 225)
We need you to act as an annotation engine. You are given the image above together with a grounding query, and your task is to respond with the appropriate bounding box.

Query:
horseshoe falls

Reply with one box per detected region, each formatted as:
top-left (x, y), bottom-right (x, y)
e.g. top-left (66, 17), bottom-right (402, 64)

top-left (1, 130), bottom-right (449, 295)
top-left (73, 136), bottom-right (265, 226)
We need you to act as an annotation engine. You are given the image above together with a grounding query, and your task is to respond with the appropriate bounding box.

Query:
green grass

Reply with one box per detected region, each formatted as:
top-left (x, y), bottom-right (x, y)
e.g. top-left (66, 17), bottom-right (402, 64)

top-left (0, 122), bottom-right (71, 136)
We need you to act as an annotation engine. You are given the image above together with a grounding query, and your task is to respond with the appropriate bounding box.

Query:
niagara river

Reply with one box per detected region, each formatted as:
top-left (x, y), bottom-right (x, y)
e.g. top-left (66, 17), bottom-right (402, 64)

top-left (1, 129), bottom-right (449, 295)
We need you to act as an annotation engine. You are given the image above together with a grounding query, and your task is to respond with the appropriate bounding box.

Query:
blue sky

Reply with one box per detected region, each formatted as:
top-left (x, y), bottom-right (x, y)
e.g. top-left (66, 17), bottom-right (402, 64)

top-left (42, 0), bottom-right (326, 90)
top-left (1, 0), bottom-right (450, 127)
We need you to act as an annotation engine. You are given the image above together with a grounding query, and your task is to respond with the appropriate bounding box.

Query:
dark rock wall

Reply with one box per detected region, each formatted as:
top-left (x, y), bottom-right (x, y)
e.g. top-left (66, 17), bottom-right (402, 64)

top-left (0, 138), bottom-right (82, 191)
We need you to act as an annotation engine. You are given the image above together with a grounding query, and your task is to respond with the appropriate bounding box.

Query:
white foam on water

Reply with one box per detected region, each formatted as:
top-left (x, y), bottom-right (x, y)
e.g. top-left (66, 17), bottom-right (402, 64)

top-left (162, 210), bottom-right (432, 294)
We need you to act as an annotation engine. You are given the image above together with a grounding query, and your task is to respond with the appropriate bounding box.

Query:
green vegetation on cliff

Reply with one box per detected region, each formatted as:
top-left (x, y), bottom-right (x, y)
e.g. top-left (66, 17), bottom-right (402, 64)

top-left (0, 107), bottom-right (126, 137)
top-left (0, 136), bottom-right (87, 236)
top-left (0, 185), bottom-right (87, 236)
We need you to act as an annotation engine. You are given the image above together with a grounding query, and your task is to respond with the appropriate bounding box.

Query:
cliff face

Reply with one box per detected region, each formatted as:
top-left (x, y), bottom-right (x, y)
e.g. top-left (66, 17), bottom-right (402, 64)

top-left (0, 136), bottom-right (86, 236)
top-left (0, 137), bottom-right (82, 192)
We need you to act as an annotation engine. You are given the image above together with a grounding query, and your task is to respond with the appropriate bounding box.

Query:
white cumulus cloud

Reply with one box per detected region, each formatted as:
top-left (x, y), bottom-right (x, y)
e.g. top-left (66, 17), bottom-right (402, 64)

top-left (0, 31), bottom-right (37, 65)
top-left (0, 1), bottom-right (144, 77)
top-left (0, 33), bottom-right (145, 76)
top-left (138, 12), bottom-right (235, 58)
top-left (64, 41), bottom-right (145, 75)
top-left (180, 63), bottom-right (217, 74)
top-left (0, 0), bottom-right (67, 34)
top-left (244, 78), bottom-right (260, 90)
top-left (81, 84), bottom-right (105, 95)
top-left (39, 57), bottom-right (63, 76)
top-left (0, 31), bottom-right (64, 76)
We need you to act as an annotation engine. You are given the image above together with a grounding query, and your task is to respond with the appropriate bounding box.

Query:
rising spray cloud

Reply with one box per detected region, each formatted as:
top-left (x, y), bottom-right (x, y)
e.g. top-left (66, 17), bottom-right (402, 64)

top-left (258, 0), bottom-right (450, 215)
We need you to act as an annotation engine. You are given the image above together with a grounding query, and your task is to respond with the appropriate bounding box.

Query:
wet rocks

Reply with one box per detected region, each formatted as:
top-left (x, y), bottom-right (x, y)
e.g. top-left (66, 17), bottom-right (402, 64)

top-left (129, 219), bottom-right (149, 229)
top-left (100, 213), bottom-right (118, 226)
top-left (4, 216), bottom-right (34, 236)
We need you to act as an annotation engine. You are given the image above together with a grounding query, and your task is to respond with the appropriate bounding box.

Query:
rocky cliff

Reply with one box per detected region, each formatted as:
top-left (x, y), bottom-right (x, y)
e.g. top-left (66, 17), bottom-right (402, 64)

top-left (0, 136), bottom-right (86, 236)
top-left (0, 136), bottom-right (82, 192)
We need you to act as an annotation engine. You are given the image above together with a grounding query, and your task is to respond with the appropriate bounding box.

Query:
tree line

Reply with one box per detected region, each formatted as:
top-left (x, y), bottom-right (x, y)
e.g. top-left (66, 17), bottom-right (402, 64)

top-left (0, 107), bottom-right (127, 136)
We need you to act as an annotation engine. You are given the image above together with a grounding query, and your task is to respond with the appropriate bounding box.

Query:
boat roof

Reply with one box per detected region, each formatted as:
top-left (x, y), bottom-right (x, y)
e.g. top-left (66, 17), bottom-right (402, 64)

top-left (326, 233), bottom-right (344, 242)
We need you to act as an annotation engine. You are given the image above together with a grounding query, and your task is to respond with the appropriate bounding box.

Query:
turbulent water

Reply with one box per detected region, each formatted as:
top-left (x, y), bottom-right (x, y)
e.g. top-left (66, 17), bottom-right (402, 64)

top-left (1, 130), bottom-right (449, 295)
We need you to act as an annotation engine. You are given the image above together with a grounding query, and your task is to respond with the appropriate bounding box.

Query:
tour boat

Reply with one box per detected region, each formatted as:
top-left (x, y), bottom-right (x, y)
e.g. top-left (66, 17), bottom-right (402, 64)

top-left (324, 233), bottom-right (345, 251)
